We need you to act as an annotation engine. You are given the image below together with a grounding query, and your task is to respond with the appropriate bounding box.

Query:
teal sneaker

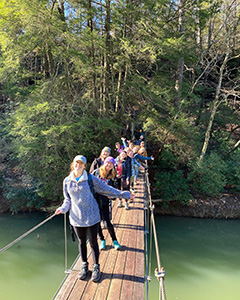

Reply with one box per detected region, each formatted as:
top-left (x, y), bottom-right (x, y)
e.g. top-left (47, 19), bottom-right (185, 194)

top-left (113, 240), bottom-right (121, 250)
top-left (99, 240), bottom-right (106, 250)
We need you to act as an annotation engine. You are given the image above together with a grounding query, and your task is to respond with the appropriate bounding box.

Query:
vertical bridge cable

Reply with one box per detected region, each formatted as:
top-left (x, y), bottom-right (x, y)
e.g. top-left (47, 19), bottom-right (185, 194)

top-left (144, 169), bottom-right (167, 300)
top-left (64, 213), bottom-right (68, 274)
top-left (144, 178), bottom-right (150, 300)
top-left (0, 213), bottom-right (56, 254)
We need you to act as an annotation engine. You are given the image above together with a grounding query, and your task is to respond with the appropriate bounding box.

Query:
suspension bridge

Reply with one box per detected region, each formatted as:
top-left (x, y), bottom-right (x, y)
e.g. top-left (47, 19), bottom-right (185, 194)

top-left (0, 170), bottom-right (166, 300)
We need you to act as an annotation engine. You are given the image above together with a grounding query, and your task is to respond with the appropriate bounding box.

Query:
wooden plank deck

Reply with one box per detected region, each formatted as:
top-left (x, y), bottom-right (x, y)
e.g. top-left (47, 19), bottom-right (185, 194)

top-left (54, 173), bottom-right (145, 300)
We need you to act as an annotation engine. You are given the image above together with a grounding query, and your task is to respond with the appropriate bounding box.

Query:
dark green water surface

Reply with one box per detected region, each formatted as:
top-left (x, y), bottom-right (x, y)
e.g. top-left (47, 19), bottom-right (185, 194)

top-left (148, 215), bottom-right (240, 300)
top-left (1, 213), bottom-right (240, 299)
top-left (0, 212), bottom-right (78, 300)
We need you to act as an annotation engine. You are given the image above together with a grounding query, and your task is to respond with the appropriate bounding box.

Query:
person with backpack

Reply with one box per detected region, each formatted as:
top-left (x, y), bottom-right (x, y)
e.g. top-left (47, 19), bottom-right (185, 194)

top-left (91, 156), bottom-right (122, 251)
top-left (55, 155), bottom-right (134, 283)
top-left (89, 146), bottom-right (111, 173)
top-left (115, 150), bottom-right (132, 209)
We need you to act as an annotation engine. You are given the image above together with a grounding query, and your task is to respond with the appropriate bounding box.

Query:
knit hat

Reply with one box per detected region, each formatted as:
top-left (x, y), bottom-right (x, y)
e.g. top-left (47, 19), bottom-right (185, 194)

top-left (73, 155), bottom-right (87, 165)
top-left (101, 146), bottom-right (111, 154)
top-left (104, 156), bottom-right (115, 166)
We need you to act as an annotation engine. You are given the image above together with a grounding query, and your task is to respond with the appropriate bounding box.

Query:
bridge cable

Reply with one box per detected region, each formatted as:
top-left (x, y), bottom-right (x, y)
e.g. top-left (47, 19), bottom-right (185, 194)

top-left (144, 186), bottom-right (150, 300)
top-left (144, 169), bottom-right (167, 300)
top-left (0, 213), bottom-right (56, 254)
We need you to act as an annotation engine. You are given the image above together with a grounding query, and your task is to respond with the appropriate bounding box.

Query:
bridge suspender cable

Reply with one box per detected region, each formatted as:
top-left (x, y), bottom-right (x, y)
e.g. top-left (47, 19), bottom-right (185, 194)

top-left (144, 168), bottom-right (167, 300)
top-left (0, 213), bottom-right (56, 254)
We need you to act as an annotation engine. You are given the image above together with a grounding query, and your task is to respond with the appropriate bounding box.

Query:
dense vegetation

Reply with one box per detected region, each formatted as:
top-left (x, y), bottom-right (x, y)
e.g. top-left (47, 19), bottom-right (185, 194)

top-left (0, 0), bottom-right (239, 213)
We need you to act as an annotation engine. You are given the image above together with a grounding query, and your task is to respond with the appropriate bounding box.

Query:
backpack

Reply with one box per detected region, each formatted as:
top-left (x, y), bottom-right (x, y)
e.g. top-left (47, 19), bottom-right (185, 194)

top-left (88, 173), bottom-right (96, 198)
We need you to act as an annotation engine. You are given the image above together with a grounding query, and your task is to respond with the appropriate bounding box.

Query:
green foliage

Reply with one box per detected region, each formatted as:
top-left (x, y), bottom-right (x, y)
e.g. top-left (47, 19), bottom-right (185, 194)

top-left (5, 80), bottom-right (122, 202)
top-left (188, 153), bottom-right (227, 198)
top-left (1, 176), bottom-right (45, 214)
top-left (0, 0), bottom-right (239, 212)
top-left (223, 151), bottom-right (240, 192)
top-left (154, 170), bottom-right (191, 205)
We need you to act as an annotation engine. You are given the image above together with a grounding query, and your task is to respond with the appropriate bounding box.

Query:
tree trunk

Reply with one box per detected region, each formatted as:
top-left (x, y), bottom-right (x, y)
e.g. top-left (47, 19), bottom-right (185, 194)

top-left (103, 0), bottom-right (111, 113)
top-left (87, 0), bottom-right (97, 100)
top-left (115, 69), bottom-right (122, 112)
top-left (199, 47), bottom-right (230, 163)
top-left (195, 1), bottom-right (202, 49)
top-left (175, 0), bottom-right (185, 107)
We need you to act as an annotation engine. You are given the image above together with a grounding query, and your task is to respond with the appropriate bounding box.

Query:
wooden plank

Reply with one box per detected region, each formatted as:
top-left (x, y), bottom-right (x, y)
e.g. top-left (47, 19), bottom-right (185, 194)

top-left (120, 180), bottom-right (144, 300)
top-left (133, 182), bottom-right (145, 300)
top-left (80, 197), bottom-right (126, 300)
top-left (106, 201), bottom-right (134, 300)
top-left (54, 271), bottom-right (79, 300)
top-left (93, 200), bottom-right (129, 300)
top-left (66, 198), bottom-right (124, 300)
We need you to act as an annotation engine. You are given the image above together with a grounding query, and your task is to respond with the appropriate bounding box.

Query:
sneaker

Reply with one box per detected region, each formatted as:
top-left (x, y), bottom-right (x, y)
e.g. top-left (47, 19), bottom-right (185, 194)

top-left (91, 264), bottom-right (101, 282)
top-left (117, 200), bottom-right (123, 208)
top-left (113, 240), bottom-right (121, 250)
top-left (125, 202), bottom-right (129, 210)
top-left (78, 262), bottom-right (88, 280)
top-left (99, 240), bottom-right (106, 250)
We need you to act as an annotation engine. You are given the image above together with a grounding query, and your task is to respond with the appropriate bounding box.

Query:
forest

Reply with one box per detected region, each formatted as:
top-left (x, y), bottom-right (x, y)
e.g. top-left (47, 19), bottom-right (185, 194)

top-left (0, 0), bottom-right (239, 213)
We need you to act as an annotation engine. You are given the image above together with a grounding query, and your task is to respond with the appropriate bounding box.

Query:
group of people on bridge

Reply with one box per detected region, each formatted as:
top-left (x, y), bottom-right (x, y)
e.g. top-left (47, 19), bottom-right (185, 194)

top-left (55, 134), bottom-right (154, 283)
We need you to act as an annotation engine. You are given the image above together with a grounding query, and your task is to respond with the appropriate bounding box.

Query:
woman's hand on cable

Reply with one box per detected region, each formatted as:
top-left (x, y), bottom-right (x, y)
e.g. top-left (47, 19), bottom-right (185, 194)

top-left (55, 208), bottom-right (63, 215)
top-left (130, 193), bottom-right (135, 200)
top-left (151, 155), bottom-right (154, 160)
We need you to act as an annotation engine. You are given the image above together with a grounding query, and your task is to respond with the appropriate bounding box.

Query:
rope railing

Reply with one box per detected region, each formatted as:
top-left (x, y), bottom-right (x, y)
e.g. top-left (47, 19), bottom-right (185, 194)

top-left (144, 169), bottom-right (167, 300)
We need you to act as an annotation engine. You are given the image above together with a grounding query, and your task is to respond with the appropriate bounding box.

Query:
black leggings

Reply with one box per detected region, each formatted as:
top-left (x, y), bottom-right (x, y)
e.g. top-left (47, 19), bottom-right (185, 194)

top-left (74, 223), bottom-right (99, 265)
top-left (98, 204), bottom-right (117, 242)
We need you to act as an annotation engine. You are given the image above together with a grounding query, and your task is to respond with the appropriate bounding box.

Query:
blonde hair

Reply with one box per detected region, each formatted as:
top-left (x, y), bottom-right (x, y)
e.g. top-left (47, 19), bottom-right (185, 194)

top-left (138, 147), bottom-right (145, 155)
top-left (99, 164), bottom-right (116, 179)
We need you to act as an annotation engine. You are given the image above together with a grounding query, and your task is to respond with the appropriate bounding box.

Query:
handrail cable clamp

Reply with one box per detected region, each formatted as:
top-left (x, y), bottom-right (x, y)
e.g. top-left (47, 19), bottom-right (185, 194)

top-left (154, 267), bottom-right (166, 280)
top-left (149, 204), bottom-right (155, 211)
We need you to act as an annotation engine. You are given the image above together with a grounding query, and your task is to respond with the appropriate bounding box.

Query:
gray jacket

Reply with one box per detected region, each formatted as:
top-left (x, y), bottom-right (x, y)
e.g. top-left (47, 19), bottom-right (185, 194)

top-left (59, 170), bottom-right (130, 227)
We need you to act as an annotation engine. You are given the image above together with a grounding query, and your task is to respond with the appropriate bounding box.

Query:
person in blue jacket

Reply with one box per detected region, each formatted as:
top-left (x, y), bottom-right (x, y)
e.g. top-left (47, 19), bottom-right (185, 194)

top-left (115, 150), bottom-right (132, 209)
top-left (132, 146), bottom-right (154, 184)
top-left (55, 155), bottom-right (134, 283)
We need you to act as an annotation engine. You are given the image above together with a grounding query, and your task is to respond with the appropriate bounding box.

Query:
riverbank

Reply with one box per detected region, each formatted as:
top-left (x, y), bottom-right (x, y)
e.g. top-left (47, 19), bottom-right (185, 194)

top-left (1, 191), bottom-right (239, 219)
top-left (155, 193), bottom-right (240, 219)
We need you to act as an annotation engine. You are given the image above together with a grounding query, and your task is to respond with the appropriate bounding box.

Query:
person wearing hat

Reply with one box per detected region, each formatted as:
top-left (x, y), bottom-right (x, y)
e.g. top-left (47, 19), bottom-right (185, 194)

top-left (55, 155), bottom-right (134, 283)
top-left (91, 156), bottom-right (123, 250)
top-left (89, 146), bottom-right (111, 173)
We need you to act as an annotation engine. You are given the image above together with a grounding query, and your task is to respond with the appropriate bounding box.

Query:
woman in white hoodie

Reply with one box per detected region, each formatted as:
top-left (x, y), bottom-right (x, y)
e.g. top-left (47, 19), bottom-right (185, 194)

top-left (55, 155), bottom-right (133, 283)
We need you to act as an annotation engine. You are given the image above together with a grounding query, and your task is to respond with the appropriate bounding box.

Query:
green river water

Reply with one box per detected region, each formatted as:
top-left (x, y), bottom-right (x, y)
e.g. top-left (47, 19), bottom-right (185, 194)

top-left (0, 212), bottom-right (240, 300)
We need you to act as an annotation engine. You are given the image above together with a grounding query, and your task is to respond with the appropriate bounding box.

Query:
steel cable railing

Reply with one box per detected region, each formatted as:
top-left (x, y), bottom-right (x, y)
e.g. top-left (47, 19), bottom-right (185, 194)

top-left (0, 213), bottom-right (56, 254)
top-left (144, 169), bottom-right (167, 300)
